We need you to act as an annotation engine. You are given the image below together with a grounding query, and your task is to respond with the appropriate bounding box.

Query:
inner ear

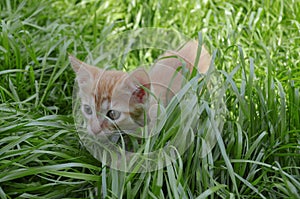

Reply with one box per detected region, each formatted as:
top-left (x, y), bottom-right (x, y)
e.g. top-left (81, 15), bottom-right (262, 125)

top-left (128, 68), bottom-right (151, 104)
top-left (76, 67), bottom-right (94, 86)
top-left (131, 87), bottom-right (147, 104)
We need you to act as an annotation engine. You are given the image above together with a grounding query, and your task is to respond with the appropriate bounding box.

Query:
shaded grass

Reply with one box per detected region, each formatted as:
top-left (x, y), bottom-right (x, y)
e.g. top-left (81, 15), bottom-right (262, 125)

top-left (0, 0), bottom-right (300, 198)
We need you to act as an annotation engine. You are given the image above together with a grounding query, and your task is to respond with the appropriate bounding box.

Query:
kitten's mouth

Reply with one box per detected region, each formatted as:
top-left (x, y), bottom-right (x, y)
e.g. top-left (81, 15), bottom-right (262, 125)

top-left (106, 131), bottom-right (127, 143)
top-left (109, 132), bottom-right (124, 143)
top-left (106, 131), bottom-right (139, 151)
top-left (91, 129), bottom-right (139, 151)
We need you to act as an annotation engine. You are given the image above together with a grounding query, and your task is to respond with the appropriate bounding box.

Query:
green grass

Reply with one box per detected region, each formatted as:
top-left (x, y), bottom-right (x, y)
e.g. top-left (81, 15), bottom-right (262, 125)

top-left (0, 0), bottom-right (299, 198)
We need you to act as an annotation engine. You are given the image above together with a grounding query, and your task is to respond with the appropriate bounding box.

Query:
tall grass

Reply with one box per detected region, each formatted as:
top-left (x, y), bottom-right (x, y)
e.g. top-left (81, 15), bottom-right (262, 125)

top-left (0, 0), bottom-right (299, 198)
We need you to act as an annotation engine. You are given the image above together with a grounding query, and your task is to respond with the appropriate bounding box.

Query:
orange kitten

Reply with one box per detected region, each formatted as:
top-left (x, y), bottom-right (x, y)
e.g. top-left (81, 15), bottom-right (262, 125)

top-left (70, 40), bottom-right (211, 137)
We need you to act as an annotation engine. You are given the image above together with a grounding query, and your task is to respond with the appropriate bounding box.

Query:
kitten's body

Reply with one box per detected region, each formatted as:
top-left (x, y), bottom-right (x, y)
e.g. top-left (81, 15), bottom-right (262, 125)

top-left (70, 40), bottom-right (211, 137)
top-left (149, 41), bottom-right (210, 105)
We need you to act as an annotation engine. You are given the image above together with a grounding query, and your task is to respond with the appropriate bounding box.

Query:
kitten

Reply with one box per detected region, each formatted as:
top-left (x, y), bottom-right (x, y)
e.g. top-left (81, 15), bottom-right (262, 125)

top-left (70, 40), bottom-right (211, 139)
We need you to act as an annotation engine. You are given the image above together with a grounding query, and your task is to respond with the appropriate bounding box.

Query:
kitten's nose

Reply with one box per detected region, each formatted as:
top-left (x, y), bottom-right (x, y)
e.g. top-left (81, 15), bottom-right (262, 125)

top-left (91, 126), bottom-right (101, 135)
top-left (89, 120), bottom-right (102, 135)
top-left (88, 118), bottom-right (110, 135)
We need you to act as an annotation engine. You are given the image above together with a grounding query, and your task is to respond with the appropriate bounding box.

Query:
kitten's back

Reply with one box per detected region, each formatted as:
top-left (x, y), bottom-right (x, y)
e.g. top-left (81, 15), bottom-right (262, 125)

top-left (149, 41), bottom-right (211, 105)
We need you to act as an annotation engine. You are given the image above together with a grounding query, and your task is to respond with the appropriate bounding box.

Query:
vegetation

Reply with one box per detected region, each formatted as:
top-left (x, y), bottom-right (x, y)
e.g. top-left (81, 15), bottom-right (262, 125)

top-left (0, 0), bottom-right (299, 198)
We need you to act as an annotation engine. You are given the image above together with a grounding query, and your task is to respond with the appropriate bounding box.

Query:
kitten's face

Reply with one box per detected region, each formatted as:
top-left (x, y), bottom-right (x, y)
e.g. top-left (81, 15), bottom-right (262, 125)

top-left (70, 56), bottom-right (150, 137)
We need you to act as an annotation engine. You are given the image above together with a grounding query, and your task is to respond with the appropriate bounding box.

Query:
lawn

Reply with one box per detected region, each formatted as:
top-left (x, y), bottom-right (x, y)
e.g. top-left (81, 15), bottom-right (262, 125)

top-left (0, 0), bottom-right (299, 198)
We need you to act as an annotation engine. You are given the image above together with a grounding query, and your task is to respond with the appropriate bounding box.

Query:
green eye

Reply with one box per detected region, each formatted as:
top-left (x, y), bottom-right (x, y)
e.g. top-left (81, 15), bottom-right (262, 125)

top-left (106, 110), bottom-right (121, 120)
top-left (83, 105), bottom-right (92, 115)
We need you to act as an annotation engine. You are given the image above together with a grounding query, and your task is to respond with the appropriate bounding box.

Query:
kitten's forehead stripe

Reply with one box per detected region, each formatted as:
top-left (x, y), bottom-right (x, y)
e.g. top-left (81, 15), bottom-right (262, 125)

top-left (93, 70), bottom-right (126, 111)
top-left (102, 99), bottom-right (109, 110)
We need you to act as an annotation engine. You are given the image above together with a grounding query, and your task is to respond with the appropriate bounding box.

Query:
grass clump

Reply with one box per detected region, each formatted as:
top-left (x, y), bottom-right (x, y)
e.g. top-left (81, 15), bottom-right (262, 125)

top-left (0, 0), bottom-right (299, 198)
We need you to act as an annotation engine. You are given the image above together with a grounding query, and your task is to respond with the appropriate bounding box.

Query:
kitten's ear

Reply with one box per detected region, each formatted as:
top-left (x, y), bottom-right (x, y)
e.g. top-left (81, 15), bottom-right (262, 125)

top-left (130, 68), bottom-right (151, 89)
top-left (128, 68), bottom-right (151, 104)
top-left (69, 54), bottom-right (82, 73)
top-left (69, 55), bottom-right (96, 85)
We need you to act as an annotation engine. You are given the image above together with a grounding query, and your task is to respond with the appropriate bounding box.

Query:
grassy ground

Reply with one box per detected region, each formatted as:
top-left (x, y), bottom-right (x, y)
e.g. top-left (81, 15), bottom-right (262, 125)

top-left (0, 0), bottom-right (300, 198)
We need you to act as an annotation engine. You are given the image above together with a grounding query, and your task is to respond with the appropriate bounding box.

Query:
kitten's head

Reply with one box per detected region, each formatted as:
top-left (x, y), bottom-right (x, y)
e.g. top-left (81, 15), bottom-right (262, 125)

top-left (70, 55), bottom-right (151, 137)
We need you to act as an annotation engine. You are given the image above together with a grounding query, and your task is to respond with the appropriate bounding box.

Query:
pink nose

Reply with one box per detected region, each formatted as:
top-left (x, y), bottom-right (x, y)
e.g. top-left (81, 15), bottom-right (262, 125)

top-left (88, 118), bottom-right (111, 135)
top-left (89, 120), bottom-right (102, 135)
top-left (91, 126), bottom-right (101, 134)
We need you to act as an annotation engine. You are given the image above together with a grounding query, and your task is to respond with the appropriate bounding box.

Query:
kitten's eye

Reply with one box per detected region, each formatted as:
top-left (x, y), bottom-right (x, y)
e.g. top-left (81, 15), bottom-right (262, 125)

top-left (83, 105), bottom-right (93, 115)
top-left (106, 110), bottom-right (121, 120)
